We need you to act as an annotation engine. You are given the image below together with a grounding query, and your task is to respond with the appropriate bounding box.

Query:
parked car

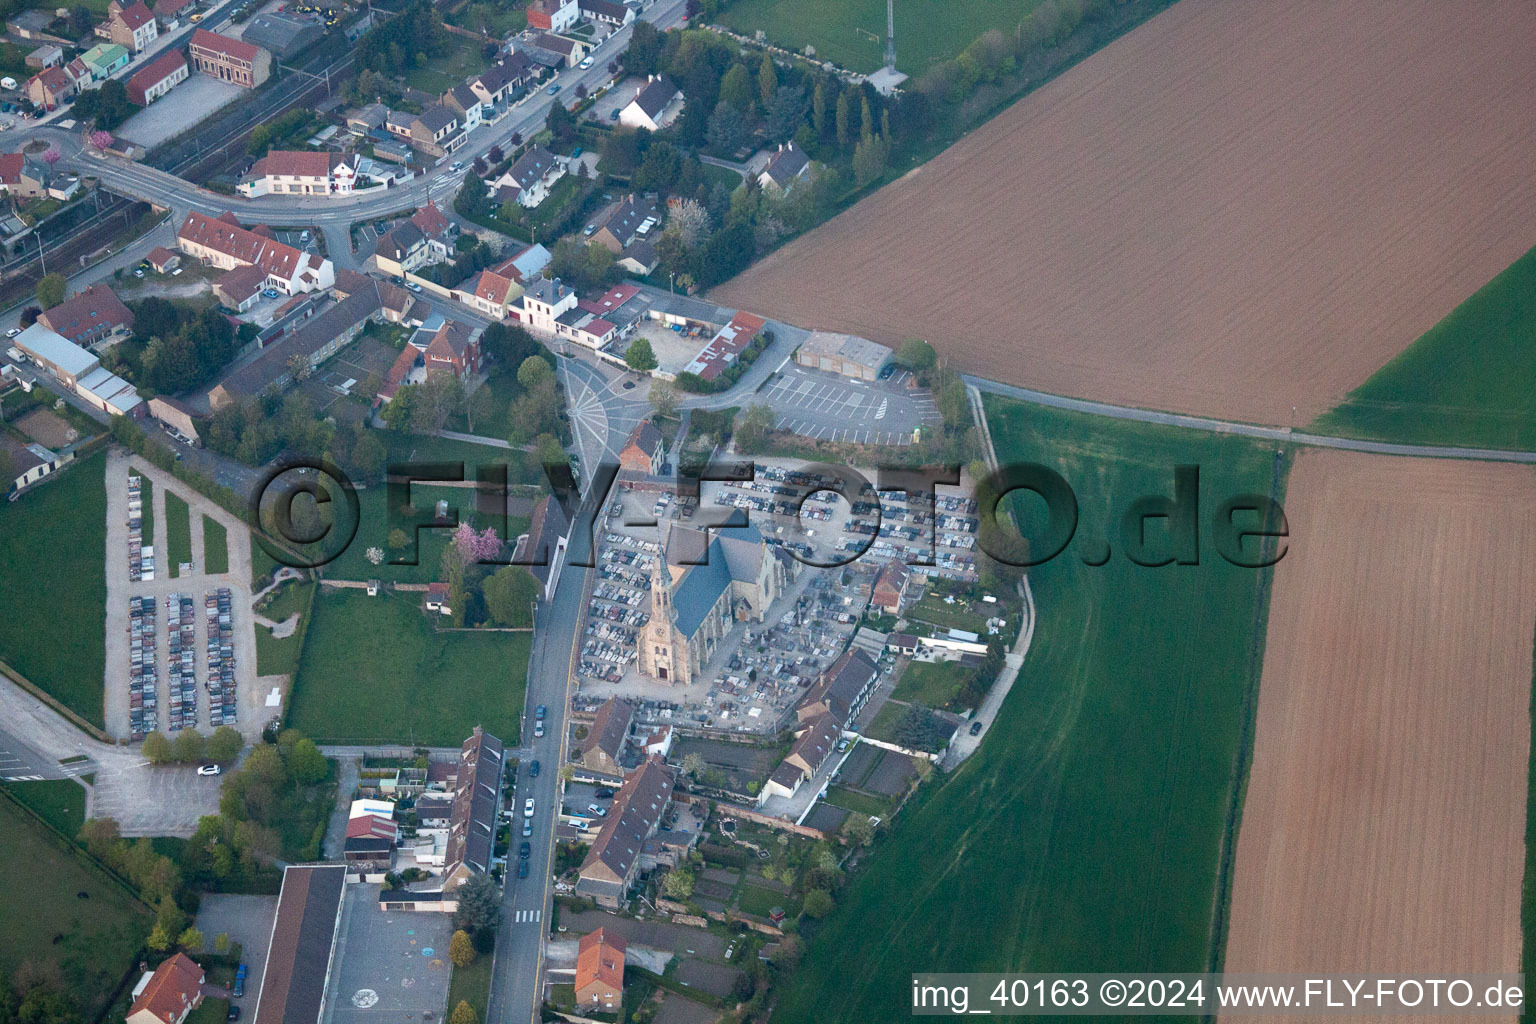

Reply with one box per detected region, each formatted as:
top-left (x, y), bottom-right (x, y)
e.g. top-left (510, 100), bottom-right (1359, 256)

top-left (518, 841), bottom-right (530, 859)
top-left (197, 764), bottom-right (221, 776)
top-left (517, 859), bottom-right (528, 879)
top-left (4, 328), bottom-right (18, 338)
top-left (586, 803), bottom-right (607, 817)
top-left (534, 721), bottom-right (544, 738)
top-left (536, 704), bottom-right (546, 720)
top-left (970, 720), bottom-right (984, 736)
top-left (547, 83), bottom-right (561, 95)
top-left (233, 965), bottom-right (247, 998)
top-left (522, 818), bottom-right (532, 837)
top-left (227, 1006), bottom-right (240, 1022)
top-left (524, 797), bottom-right (534, 818)
top-left (451, 161), bottom-right (463, 172)
top-left (528, 760), bottom-right (540, 777)
top-left (406, 281), bottom-right (422, 292)
top-left (579, 56), bottom-right (592, 69)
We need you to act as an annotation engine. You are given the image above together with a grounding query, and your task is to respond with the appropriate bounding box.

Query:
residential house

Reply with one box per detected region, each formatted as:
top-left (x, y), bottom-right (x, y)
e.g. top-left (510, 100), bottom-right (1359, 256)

top-left (578, 0), bottom-right (632, 27)
top-left (421, 318), bottom-right (481, 382)
top-left (490, 143), bottom-right (564, 208)
top-left (177, 211), bottom-right (335, 294)
top-left (125, 48), bottom-right (188, 105)
top-left (618, 419), bottom-right (663, 475)
top-left (188, 29), bottom-right (271, 87)
top-left (616, 238), bottom-right (657, 276)
top-left (251, 866), bottom-right (347, 1024)
top-left (757, 141), bottom-right (809, 193)
top-left (512, 493), bottom-right (570, 602)
top-left (507, 275), bottom-right (576, 333)
top-left (384, 105), bottom-right (464, 158)
top-left (373, 199), bottom-right (455, 277)
top-left (531, 31), bottom-right (587, 67)
top-left (239, 150), bottom-right (357, 197)
top-left (524, 0), bottom-right (577, 32)
top-left (618, 75), bottom-right (682, 132)
top-left (0, 434), bottom-right (72, 496)
top-left (760, 711), bottom-right (839, 803)
top-left (81, 43), bottom-right (130, 79)
top-left (575, 929), bottom-right (626, 1010)
top-left (0, 152), bottom-right (45, 197)
top-left (146, 246), bottom-right (180, 273)
top-left (212, 263), bottom-right (267, 311)
top-left (126, 953), bottom-right (204, 1024)
top-left (871, 559), bottom-right (911, 615)
top-left (332, 268), bottom-right (428, 326)
top-left (796, 648), bottom-right (880, 727)
top-left (414, 793), bottom-right (454, 830)
top-left (468, 59), bottom-right (529, 107)
top-left (151, 0), bottom-right (196, 25)
top-left (442, 727), bottom-right (504, 888)
top-left (26, 64), bottom-right (76, 107)
top-left (37, 283), bottom-right (135, 348)
top-left (588, 194), bottom-right (658, 254)
top-left (794, 330), bottom-right (892, 381)
top-left (577, 697), bottom-right (634, 776)
top-left (575, 757), bottom-right (675, 908)
top-left (99, 0), bottom-right (158, 52)
top-left (346, 102), bottom-right (387, 135)
top-left (207, 287), bottom-right (378, 408)
top-left (439, 83), bottom-right (484, 131)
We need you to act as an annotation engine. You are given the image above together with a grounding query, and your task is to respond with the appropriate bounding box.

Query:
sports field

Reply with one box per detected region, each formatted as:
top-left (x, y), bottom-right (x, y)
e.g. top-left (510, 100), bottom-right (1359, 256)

top-left (0, 794), bottom-right (151, 1015)
top-left (1311, 242), bottom-right (1536, 450)
top-left (771, 397), bottom-right (1281, 1021)
top-left (716, 0), bottom-right (1038, 75)
top-left (288, 589), bottom-right (528, 745)
top-left (1224, 450), bottom-right (1533, 978)
top-left (711, 0), bottom-right (1536, 425)
top-left (0, 452), bottom-right (106, 725)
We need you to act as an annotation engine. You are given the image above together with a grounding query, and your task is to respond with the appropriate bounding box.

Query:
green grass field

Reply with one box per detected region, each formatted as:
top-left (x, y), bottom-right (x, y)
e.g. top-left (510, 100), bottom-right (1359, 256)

top-left (890, 660), bottom-right (970, 707)
top-left (448, 948), bottom-right (494, 1024)
top-left (403, 33), bottom-right (490, 95)
top-left (288, 589), bottom-right (528, 745)
top-left (165, 490), bottom-right (192, 577)
top-left (717, 0), bottom-right (1040, 74)
top-left (256, 580), bottom-right (316, 677)
top-left (136, 475), bottom-right (154, 550)
top-left (0, 794), bottom-right (151, 1016)
top-left (1310, 242), bottom-right (1536, 450)
top-left (0, 452), bottom-right (106, 725)
top-left (771, 398), bottom-right (1284, 1023)
top-left (203, 515), bottom-right (229, 574)
top-left (0, 778), bottom-right (86, 836)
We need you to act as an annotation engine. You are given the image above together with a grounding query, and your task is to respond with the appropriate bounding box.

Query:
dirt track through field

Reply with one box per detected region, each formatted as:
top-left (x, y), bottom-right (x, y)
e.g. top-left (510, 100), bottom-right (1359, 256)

top-left (1223, 450), bottom-right (1536, 1013)
top-left (711, 0), bottom-right (1536, 424)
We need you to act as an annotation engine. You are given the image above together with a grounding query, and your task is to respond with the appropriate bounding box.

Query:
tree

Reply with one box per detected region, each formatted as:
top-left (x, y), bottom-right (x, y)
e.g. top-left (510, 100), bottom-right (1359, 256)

top-left (663, 866), bottom-right (694, 900)
top-left (171, 729), bottom-right (206, 764)
top-left (352, 431), bottom-right (386, 483)
top-left (668, 198), bottom-right (709, 248)
top-left (852, 132), bottom-right (889, 187)
top-left (625, 337), bottom-right (658, 373)
top-left (287, 737), bottom-right (328, 785)
top-left (706, 101), bottom-right (745, 154)
top-left (812, 79), bottom-right (828, 138)
top-left (89, 130), bottom-right (112, 152)
top-left (483, 565), bottom-right (539, 627)
top-left (835, 88), bottom-right (852, 149)
top-left (449, 1001), bottom-right (478, 1024)
top-left (680, 752), bottom-right (703, 777)
top-left (35, 273), bottom-right (67, 311)
top-left (860, 94), bottom-right (875, 140)
top-left (206, 725), bottom-right (243, 763)
top-left (454, 873), bottom-right (501, 933)
top-left (843, 814), bottom-right (875, 846)
top-left (765, 85), bottom-right (806, 142)
top-left (141, 731), bottom-right (172, 764)
top-left (448, 929), bottom-right (476, 968)
top-left (388, 528), bottom-right (410, 550)
top-left (623, 20), bottom-right (662, 74)
top-left (545, 100), bottom-right (576, 144)
top-left (214, 932), bottom-right (231, 954)
top-left (516, 354), bottom-right (554, 391)
top-left (177, 927), bottom-right (204, 952)
top-left (648, 380), bottom-right (679, 418)
top-left (532, 433), bottom-right (566, 472)
top-left (757, 51), bottom-right (777, 108)
top-left (719, 62), bottom-right (752, 112)
top-left (78, 817), bottom-right (121, 861)
top-left (733, 403), bottom-right (775, 452)
top-left (895, 337), bottom-right (937, 371)
top-left (802, 888), bottom-right (834, 918)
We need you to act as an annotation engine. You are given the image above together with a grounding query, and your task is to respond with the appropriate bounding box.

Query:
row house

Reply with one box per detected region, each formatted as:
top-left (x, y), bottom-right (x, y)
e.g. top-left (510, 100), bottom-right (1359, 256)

top-left (373, 200), bottom-right (455, 277)
top-left (239, 150), bottom-right (357, 197)
top-left (384, 105), bottom-right (465, 159)
top-left (452, 242), bottom-right (550, 319)
top-left (125, 48), bottom-right (187, 105)
top-left (177, 210), bottom-right (336, 294)
top-left (97, 0), bottom-right (157, 52)
top-left (188, 29), bottom-right (271, 88)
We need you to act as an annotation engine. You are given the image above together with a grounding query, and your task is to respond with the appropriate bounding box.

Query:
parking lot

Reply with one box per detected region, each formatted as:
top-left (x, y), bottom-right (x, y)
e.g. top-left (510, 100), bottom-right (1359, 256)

top-left (117, 75), bottom-right (246, 148)
top-left (321, 883), bottom-right (453, 1024)
top-left (195, 894), bottom-right (278, 1006)
top-left (754, 364), bottom-right (941, 445)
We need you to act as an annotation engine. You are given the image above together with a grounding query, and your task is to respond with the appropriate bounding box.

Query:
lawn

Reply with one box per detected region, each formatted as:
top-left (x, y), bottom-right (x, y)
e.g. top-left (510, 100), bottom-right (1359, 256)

top-left (822, 785), bottom-right (889, 820)
top-left (288, 589), bottom-right (529, 745)
top-left (716, 0), bottom-right (1041, 75)
top-left (889, 660), bottom-right (970, 708)
top-left (771, 397), bottom-right (1284, 1023)
top-left (320, 477), bottom-right (530, 585)
top-left (186, 996), bottom-right (230, 1024)
top-left (0, 451), bottom-right (106, 726)
top-left (166, 490), bottom-right (192, 577)
top-left (1310, 241), bottom-right (1536, 450)
top-left (252, 533), bottom-right (282, 586)
top-left (448, 946), bottom-right (494, 1023)
top-left (136, 475), bottom-right (154, 548)
top-left (385, 432), bottom-right (541, 481)
top-left (0, 794), bottom-right (152, 1017)
top-left (906, 592), bottom-right (997, 637)
top-left (0, 778), bottom-right (86, 836)
top-left (255, 580), bottom-right (316, 677)
top-left (203, 515), bottom-right (229, 574)
top-left (402, 33), bottom-right (490, 96)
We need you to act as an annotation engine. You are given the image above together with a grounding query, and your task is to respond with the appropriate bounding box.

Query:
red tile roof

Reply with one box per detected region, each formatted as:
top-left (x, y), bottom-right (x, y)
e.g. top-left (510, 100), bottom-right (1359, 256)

top-left (345, 814), bottom-right (398, 841)
top-left (146, 245), bottom-right (178, 269)
top-left (576, 928), bottom-right (626, 995)
top-left (128, 953), bottom-right (203, 1024)
top-left (410, 199), bottom-right (450, 239)
top-left (190, 28), bottom-right (260, 63)
top-left (126, 48), bottom-right (186, 104)
top-left (115, 1), bottom-right (154, 31)
top-left (0, 152), bottom-right (25, 185)
top-left (248, 150), bottom-right (344, 179)
top-left (177, 210), bottom-right (321, 283)
top-left (38, 283), bottom-right (134, 342)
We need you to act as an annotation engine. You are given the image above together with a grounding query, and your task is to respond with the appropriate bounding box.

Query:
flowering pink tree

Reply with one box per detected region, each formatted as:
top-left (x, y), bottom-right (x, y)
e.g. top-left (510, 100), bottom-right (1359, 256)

top-left (89, 131), bottom-right (113, 152)
top-left (42, 147), bottom-right (59, 166)
top-left (451, 523), bottom-right (502, 564)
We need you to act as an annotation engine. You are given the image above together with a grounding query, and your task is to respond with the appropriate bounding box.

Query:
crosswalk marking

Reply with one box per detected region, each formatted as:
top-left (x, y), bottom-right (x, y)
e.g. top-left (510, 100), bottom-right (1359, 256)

top-left (513, 909), bottom-right (543, 923)
top-left (3, 774), bottom-right (44, 781)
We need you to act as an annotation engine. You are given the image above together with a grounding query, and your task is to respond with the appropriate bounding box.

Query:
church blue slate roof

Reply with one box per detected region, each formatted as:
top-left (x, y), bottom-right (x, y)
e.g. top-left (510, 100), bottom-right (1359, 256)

top-left (669, 538), bottom-right (733, 639)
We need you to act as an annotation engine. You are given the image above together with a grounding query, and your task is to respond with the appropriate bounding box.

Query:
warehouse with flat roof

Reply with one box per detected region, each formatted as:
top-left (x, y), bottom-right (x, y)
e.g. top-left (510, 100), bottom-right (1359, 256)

top-left (795, 330), bottom-right (892, 381)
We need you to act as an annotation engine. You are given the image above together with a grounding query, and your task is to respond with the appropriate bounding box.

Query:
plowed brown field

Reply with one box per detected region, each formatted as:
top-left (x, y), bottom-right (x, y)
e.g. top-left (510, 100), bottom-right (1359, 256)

top-left (711, 0), bottom-right (1536, 424)
top-left (1224, 449), bottom-right (1535, 1000)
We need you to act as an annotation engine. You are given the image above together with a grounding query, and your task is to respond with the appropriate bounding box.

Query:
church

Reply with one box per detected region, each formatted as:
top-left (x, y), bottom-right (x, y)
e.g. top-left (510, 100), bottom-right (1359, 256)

top-left (638, 520), bottom-right (795, 685)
